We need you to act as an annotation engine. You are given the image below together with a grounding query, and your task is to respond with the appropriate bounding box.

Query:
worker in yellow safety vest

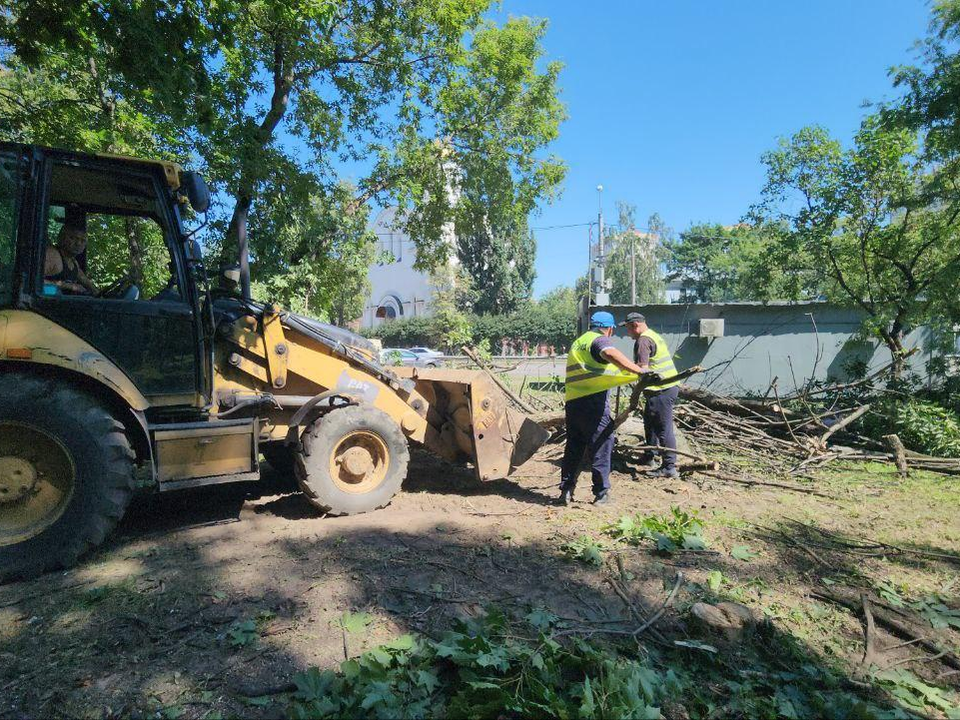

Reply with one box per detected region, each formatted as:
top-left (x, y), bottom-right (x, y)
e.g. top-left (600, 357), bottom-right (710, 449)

top-left (560, 311), bottom-right (646, 506)
top-left (621, 312), bottom-right (682, 478)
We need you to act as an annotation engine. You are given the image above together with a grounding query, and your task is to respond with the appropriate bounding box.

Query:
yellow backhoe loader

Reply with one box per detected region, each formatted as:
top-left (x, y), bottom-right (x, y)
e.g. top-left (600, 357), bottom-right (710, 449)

top-left (0, 143), bottom-right (548, 581)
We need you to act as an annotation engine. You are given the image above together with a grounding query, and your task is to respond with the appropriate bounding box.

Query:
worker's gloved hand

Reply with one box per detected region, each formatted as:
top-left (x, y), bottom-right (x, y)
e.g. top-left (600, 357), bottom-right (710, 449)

top-left (638, 371), bottom-right (663, 385)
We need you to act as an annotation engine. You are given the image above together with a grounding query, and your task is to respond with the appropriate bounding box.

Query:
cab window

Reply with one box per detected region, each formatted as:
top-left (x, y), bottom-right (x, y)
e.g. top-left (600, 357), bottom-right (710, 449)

top-left (40, 161), bottom-right (183, 302)
top-left (0, 152), bottom-right (21, 305)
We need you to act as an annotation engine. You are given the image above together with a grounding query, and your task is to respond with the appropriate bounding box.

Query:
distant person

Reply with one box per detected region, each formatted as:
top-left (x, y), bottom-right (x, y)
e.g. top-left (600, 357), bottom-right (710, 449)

top-left (44, 223), bottom-right (97, 295)
top-left (559, 311), bottom-right (644, 506)
top-left (621, 312), bottom-right (682, 478)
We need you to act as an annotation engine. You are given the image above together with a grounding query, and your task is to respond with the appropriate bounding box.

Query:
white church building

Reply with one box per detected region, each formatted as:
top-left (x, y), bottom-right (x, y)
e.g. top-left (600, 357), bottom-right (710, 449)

top-left (361, 206), bottom-right (454, 329)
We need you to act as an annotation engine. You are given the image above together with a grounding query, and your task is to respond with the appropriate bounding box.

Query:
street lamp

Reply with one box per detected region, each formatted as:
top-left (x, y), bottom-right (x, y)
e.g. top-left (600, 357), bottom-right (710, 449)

top-left (594, 184), bottom-right (608, 306)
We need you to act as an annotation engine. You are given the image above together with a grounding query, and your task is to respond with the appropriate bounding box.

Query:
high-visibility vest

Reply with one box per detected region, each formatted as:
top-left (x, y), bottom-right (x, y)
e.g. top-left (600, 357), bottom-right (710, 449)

top-left (640, 328), bottom-right (681, 391)
top-left (565, 331), bottom-right (638, 402)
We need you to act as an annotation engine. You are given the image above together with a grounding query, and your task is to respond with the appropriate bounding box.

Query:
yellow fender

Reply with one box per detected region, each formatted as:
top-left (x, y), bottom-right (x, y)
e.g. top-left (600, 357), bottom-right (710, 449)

top-left (0, 310), bottom-right (149, 411)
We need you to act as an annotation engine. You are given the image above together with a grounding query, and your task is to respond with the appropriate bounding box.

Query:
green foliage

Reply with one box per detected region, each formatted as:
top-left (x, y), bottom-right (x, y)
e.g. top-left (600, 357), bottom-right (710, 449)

top-left (604, 204), bottom-right (667, 304)
top-left (227, 619), bottom-right (258, 648)
top-left (559, 536), bottom-right (605, 566)
top-left (603, 507), bottom-right (708, 553)
top-left (250, 184), bottom-right (375, 323)
top-left (665, 222), bottom-right (817, 303)
top-left (455, 197), bottom-right (536, 314)
top-left (289, 610), bottom-right (669, 719)
top-left (862, 398), bottom-right (960, 458)
top-left (875, 669), bottom-right (958, 714)
top-left (2, 0), bottom-right (566, 325)
top-left (287, 609), bottom-right (921, 719)
top-left (366, 283), bottom-right (581, 352)
top-left (752, 116), bottom-right (960, 363)
top-left (731, 545), bottom-right (758, 561)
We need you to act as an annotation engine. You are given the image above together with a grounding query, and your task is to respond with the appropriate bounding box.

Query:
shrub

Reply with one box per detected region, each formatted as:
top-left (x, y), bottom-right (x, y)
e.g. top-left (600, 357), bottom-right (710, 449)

top-left (862, 398), bottom-right (960, 458)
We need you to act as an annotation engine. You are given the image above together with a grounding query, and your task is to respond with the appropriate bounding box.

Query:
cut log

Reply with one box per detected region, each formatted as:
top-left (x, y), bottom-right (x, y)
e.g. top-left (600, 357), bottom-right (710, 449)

top-left (883, 434), bottom-right (909, 479)
top-left (678, 386), bottom-right (794, 420)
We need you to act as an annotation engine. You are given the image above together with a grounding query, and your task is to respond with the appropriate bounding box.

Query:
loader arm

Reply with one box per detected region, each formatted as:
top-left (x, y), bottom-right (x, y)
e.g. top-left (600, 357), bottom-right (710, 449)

top-left (213, 304), bottom-right (548, 481)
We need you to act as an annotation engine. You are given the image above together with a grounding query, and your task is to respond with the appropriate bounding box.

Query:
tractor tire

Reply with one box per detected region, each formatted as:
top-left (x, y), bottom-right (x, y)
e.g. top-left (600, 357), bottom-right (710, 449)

top-left (0, 374), bottom-right (136, 582)
top-left (295, 405), bottom-right (409, 516)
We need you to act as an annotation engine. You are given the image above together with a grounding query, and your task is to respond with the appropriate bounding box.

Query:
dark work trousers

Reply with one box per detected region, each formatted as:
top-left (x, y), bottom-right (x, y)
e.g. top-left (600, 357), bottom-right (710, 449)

top-left (560, 391), bottom-right (615, 497)
top-left (642, 385), bottom-right (680, 471)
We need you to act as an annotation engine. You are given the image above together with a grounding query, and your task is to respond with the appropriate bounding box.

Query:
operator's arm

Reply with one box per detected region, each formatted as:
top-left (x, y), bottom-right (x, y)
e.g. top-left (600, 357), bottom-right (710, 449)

top-left (599, 346), bottom-right (644, 375)
top-left (77, 266), bottom-right (98, 296)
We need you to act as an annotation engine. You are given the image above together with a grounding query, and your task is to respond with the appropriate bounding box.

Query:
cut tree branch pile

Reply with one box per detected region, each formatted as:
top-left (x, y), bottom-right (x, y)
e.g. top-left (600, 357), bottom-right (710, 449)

top-left (521, 356), bottom-right (960, 488)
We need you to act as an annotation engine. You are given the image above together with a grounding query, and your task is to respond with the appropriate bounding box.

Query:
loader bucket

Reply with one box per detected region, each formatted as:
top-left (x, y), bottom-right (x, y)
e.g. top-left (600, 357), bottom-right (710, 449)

top-left (393, 368), bottom-right (550, 481)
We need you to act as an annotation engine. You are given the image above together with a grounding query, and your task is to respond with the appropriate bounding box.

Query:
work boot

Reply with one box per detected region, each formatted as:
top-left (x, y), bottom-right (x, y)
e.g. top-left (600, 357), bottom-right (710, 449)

top-left (636, 455), bottom-right (658, 470)
top-left (649, 467), bottom-right (679, 479)
top-left (592, 491), bottom-right (612, 506)
top-left (557, 487), bottom-right (574, 506)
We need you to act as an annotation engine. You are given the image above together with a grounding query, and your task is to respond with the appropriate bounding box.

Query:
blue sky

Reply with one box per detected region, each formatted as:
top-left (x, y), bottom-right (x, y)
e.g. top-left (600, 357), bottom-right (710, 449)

top-left (490, 1), bottom-right (933, 297)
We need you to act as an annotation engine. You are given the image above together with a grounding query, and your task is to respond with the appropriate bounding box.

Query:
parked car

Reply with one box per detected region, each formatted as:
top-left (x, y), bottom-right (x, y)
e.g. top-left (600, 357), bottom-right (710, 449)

top-left (409, 347), bottom-right (444, 360)
top-left (380, 348), bottom-right (442, 368)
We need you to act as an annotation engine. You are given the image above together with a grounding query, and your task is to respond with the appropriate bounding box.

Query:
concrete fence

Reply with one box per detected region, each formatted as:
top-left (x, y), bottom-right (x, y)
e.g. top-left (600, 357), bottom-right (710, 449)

top-left (584, 302), bottom-right (936, 396)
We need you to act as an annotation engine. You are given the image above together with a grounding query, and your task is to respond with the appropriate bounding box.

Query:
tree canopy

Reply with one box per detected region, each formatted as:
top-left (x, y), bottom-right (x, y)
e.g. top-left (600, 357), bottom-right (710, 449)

top-left (0, 0), bottom-right (566, 321)
top-left (604, 203), bottom-right (667, 305)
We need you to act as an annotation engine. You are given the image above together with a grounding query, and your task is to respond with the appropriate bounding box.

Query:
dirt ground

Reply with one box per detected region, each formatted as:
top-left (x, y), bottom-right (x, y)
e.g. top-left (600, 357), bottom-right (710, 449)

top-left (2, 437), bottom-right (959, 719)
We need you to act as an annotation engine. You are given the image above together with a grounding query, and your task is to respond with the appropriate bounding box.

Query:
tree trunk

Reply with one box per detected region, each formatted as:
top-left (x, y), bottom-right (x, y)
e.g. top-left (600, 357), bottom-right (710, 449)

top-left (881, 316), bottom-right (907, 377)
top-left (223, 40), bottom-right (294, 300)
top-left (227, 189), bottom-right (252, 299)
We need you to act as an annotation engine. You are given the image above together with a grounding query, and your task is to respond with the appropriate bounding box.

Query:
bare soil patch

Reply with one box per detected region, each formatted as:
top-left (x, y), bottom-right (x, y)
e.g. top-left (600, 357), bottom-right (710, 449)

top-left (1, 442), bottom-right (959, 718)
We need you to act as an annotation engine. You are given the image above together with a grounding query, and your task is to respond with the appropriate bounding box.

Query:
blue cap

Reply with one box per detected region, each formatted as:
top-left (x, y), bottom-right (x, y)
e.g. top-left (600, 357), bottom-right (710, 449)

top-left (589, 311), bottom-right (616, 328)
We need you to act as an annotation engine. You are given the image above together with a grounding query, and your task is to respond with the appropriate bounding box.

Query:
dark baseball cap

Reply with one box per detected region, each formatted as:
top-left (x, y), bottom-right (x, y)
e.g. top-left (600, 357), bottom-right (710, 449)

top-left (618, 312), bottom-right (646, 326)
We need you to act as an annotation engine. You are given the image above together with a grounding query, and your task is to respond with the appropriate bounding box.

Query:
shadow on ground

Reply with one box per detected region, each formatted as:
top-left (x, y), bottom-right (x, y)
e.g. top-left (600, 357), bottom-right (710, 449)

top-left (0, 481), bottom-right (941, 718)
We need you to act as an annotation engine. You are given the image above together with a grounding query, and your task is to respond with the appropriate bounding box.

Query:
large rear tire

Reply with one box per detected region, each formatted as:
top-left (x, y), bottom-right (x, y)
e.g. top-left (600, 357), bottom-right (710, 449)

top-left (295, 405), bottom-right (409, 516)
top-left (0, 374), bottom-right (136, 582)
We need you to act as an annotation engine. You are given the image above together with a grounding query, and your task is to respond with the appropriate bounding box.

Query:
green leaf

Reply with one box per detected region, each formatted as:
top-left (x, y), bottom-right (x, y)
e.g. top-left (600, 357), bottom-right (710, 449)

top-left (227, 619), bottom-right (258, 647)
top-left (655, 533), bottom-right (677, 552)
top-left (682, 534), bottom-right (708, 550)
top-left (579, 676), bottom-right (596, 719)
top-left (292, 667), bottom-right (337, 702)
top-left (341, 611), bottom-right (374, 633)
top-left (731, 545), bottom-right (758, 561)
top-left (415, 669), bottom-right (439, 693)
top-left (384, 634), bottom-right (416, 651)
top-left (526, 607), bottom-right (559, 630)
top-left (707, 570), bottom-right (724, 592)
top-left (242, 696), bottom-right (272, 707)
top-left (340, 659), bottom-right (361, 678)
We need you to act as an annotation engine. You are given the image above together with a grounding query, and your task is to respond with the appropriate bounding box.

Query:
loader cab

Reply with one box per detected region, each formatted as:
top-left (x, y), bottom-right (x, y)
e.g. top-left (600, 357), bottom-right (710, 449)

top-left (5, 144), bottom-right (210, 409)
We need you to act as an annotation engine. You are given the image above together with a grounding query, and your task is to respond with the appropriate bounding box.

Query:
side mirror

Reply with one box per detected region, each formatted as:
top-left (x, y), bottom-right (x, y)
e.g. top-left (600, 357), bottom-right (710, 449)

top-left (180, 171), bottom-right (210, 213)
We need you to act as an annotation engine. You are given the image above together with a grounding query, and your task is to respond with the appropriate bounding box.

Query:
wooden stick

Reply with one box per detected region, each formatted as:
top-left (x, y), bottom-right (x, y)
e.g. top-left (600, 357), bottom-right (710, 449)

top-left (462, 345), bottom-right (537, 415)
top-left (699, 470), bottom-right (836, 498)
top-left (820, 404), bottom-right (871, 444)
top-left (859, 593), bottom-right (879, 672)
top-left (619, 444), bottom-right (707, 462)
top-left (813, 587), bottom-right (960, 673)
top-left (772, 381), bottom-right (807, 452)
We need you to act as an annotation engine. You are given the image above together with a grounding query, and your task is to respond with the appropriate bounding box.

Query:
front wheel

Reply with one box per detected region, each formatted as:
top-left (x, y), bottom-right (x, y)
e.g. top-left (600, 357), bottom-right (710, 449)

top-left (295, 405), bottom-right (409, 516)
top-left (0, 374), bottom-right (136, 581)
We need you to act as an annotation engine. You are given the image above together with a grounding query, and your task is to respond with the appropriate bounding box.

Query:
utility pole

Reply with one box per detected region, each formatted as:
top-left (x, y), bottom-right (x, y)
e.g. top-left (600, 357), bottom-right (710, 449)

top-left (630, 232), bottom-right (636, 305)
top-left (594, 184), bottom-right (609, 305)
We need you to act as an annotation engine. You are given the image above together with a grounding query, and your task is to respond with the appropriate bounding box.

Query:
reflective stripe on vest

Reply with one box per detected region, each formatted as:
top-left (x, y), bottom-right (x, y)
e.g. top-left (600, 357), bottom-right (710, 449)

top-left (640, 328), bottom-right (681, 391)
top-left (564, 330), bottom-right (638, 401)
